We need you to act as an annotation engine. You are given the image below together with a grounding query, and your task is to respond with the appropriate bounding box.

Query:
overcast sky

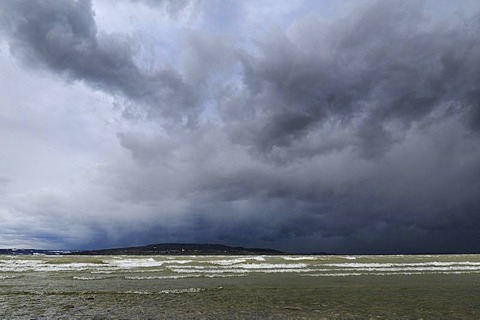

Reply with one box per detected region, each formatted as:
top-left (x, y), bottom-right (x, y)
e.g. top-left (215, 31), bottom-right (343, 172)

top-left (0, 0), bottom-right (479, 253)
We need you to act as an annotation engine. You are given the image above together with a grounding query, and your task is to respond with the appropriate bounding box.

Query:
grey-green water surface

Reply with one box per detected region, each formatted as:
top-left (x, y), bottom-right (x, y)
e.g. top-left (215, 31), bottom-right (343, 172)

top-left (0, 254), bottom-right (479, 319)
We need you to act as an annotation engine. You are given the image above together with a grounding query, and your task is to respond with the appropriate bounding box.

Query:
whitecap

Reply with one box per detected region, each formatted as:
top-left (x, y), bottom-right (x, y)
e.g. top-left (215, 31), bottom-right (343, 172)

top-left (107, 258), bottom-right (164, 269)
top-left (159, 288), bottom-right (205, 294)
top-left (162, 260), bottom-right (194, 265)
top-left (209, 256), bottom-right (266, 266)
top-left (170, 267), bottom-right (316, 274)
top-left (233, 263), bottom-right (307, 269)
top-left (281, 256), bottom-right (320, 261)
top-left (324, 262), bottom-right (480, 269)
top-left (124, 290), bottom-right (154, 295)
top-left (125, 275), bottom-right (201, 280)
top-left (73, 276), bottom-right (108, 280)
top-left (302, 270), bottom-right (480, 277)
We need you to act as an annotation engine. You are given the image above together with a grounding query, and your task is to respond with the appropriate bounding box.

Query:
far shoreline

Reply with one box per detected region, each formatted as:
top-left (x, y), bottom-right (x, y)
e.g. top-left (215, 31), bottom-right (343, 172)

top-left (1, 243), bottom-right (478, 256)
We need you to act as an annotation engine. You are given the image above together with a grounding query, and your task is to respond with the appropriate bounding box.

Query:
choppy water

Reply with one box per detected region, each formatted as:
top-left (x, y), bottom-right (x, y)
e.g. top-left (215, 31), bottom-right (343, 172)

top-left (1, 254), bottom-right (479, 319)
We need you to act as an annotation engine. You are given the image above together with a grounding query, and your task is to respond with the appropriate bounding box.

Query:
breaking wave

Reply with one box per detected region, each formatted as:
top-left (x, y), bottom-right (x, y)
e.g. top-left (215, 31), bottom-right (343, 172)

top-left (73, 276), bottom-right (109, 280)
top-left (1, 254), bottom-right (480, 278)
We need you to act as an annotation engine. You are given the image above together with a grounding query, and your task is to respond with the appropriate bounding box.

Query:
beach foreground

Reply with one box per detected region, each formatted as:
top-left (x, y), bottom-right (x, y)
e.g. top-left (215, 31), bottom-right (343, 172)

top-left (1, 254), bottom-right (479, 319)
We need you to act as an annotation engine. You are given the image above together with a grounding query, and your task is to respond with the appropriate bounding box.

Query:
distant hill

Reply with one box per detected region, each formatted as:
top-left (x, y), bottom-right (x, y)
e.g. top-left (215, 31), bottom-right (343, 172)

top-left (0, 249), bottom-right (68, 255)
top-left (68, 243), bottom-right (285, 255)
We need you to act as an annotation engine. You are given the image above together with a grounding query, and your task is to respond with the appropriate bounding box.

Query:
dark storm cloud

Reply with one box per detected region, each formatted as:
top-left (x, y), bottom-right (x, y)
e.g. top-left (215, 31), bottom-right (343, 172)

top-left (229, 0), bottom-right (480, 159)
top-left (111, 121), bottom-right (480, 253)
top-left (0, 0), bottom-right (198, 124)
top-left (1, 0), bottom-right (480, 253)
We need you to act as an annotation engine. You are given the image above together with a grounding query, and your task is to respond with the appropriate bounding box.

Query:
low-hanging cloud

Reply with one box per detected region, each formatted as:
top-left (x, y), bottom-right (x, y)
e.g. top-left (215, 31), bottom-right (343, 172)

top-left (0, 0), bottom-right (479, 253)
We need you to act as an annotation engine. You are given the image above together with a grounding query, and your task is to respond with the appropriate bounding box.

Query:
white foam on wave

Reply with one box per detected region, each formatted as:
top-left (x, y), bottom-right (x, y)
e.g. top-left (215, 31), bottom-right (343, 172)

top-left (0, 275), bottom-right (20, 279)
top-left (160, 288), bottom-right (206, 294)
top-left (162, 260), bottom-right (194, 265)
top-left (170, 268), bottom-right (248, 274)
top-left (303, 273), bottom-right (365, 277)
top-left (73, 276), bottom-right (109, 280)
top-left (170, 267), bottom-right (316, 274)
top-left (0, 261), bottom-right (107, 273)
top-left (204, 273), bottom-right (247, 278)
top-left (121, 268), bottom-right (166, 273)
top-left (108, 258), bottom-right (164, 269)
top-left (125, 275), bottom-right (201, 280)
top-left (281, 256), bottom-right (321, 261)
top-left (54, 263), bottom-right (106, 269)
top-left (324, 261), bottom-right (480, 268)
top-left (125, 290), bottom-right (154, 295)
top-left (302, 270), bottom-right (480, 277)
top-left (125, 273), bottom-right (247, 279)
top-left (233, 263), bottom-right (307, 269)
top-left (124, 288), bottom-right (210, 295)
top-left (0, 260), bottom-right (43, 272)
top-left (209, 256), bottom-right (266, 266)
top-left (176, 262), bottom-right (307, 269)
top-left (336, 266), bottom-right (480, 272)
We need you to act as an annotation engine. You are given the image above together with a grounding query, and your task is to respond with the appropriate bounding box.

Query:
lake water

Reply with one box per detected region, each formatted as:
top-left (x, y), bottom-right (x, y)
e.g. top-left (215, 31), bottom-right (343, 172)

top-left (1, 254), bottom-right (479, 319)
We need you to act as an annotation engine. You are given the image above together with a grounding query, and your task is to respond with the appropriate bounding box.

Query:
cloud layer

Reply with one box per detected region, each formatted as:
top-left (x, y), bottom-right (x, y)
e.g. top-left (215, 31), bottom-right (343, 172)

top-left (0, 0), bottom-right (479, 253)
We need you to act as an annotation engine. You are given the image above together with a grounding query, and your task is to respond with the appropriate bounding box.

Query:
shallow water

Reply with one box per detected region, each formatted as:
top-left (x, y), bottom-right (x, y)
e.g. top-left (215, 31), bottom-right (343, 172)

top-left (1, 254), bottom-right (479, 319)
